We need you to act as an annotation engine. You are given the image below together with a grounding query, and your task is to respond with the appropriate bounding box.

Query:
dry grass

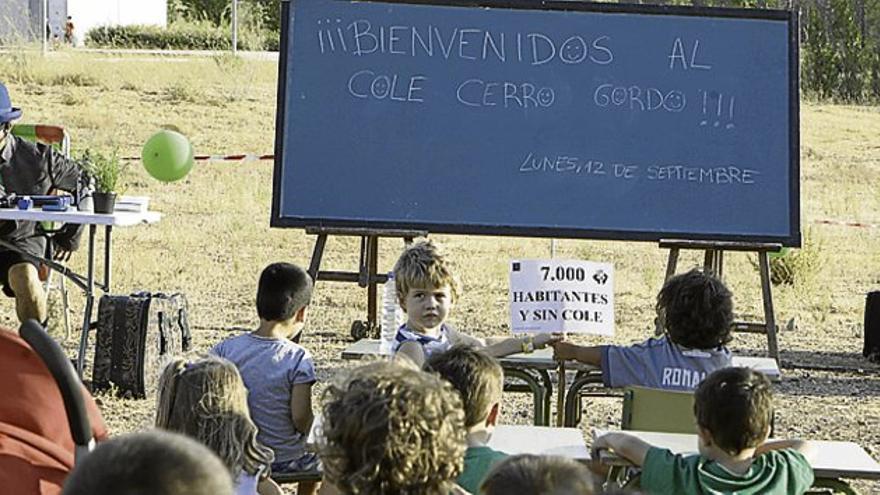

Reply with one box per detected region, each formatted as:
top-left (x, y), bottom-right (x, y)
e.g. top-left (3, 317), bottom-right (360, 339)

top-left (1, 50), bottom-right (878, 492)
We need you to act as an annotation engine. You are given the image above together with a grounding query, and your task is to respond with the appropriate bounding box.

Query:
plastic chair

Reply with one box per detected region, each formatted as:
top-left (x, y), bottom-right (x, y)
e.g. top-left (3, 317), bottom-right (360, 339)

top-left (620, 386), bottom-right (697, 434)
top-left (9, 124), bottom-right (73, 338)
top-left (603, 386), bottom-right (697, 491)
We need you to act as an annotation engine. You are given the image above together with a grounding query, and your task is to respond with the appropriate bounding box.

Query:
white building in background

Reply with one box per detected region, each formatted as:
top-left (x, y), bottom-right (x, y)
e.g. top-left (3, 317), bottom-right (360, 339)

top-left (1, 0), bottom-right (166, 46)
top-left (64, 0), bottom-right (166, 46)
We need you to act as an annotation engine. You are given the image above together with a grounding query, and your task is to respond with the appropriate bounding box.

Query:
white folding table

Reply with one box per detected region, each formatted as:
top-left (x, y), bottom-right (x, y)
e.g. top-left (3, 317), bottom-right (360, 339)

top-left (0, 207), bottom-right (161, 375)
top-left (488, 424), bottom-right (589, 460)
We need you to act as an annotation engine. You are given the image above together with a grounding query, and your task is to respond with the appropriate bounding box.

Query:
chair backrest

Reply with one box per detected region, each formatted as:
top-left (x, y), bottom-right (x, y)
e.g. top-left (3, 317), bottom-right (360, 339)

top-left (621, 386), bottom-right (697, 434)
top-left (11, 124), bottom-right (70, 158)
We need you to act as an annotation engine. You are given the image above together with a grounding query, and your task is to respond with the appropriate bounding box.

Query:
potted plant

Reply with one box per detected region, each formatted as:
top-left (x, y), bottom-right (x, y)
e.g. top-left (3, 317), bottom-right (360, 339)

top-left (80, 148), bottom-right (126, 214)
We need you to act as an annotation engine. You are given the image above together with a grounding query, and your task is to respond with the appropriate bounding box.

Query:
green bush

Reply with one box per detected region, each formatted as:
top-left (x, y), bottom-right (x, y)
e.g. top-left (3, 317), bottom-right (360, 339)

top-left (87, 23), bottom-right (229, 50)
top-left (85, 21), bottom-right (275, 51)
top-left (752, 231), bottom-right (823, 287)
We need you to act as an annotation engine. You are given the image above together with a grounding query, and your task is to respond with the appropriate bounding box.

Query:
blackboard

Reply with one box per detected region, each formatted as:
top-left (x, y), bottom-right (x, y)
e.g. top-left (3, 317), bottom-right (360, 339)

top-left (272, 0), bottom-right (800, 246)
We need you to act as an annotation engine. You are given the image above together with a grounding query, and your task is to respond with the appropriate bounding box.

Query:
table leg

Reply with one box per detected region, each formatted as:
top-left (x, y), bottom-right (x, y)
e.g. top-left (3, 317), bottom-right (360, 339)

top-left (75, 225), bottom-right (97, 377)
top-left (556, 362), bottom-right (566, 427)
top-left (103, 225), bottom-right (112, 291)
top-left (537, 369), bottom-right (553, 426)
top-left (505, 368), bottom-right (547, 426)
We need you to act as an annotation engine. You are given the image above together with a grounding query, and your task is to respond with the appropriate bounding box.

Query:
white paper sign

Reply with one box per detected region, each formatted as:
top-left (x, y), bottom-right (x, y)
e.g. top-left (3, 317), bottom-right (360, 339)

top-left (509, 259), bottom-right (614, 335)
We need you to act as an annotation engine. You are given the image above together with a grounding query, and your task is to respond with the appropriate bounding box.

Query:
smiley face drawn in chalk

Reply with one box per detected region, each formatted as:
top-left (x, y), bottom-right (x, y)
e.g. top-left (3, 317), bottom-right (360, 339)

top-left (559, 36), bottom-right (588, 64)
top-left (371, 77), bottom-right (390, 97)
top-left (664, 91), bottom-right (686, 112)
top-left (537, 87), bottom-right (555, 106)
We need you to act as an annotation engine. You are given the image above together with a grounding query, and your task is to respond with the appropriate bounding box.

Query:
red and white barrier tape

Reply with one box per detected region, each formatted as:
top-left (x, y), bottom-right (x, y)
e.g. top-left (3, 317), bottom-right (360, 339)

top-left (123, 154), bottom-right (274, 162)
top-left (812, 219), bottom-right (879, 229)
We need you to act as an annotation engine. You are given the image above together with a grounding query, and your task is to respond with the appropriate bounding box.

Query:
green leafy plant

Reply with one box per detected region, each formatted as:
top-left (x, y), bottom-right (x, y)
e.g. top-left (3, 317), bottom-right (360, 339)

top-left (79, 148), bottom-right (127, 194)
top-left (752, 229), bottom-right (824, 287)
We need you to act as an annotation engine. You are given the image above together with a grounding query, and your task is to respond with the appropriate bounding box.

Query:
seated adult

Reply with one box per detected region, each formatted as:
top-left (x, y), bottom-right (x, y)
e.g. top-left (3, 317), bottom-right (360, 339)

top-left (0, 81), bottom-right (86, 323)
top-left (0, 327), bottom-right (108, 495)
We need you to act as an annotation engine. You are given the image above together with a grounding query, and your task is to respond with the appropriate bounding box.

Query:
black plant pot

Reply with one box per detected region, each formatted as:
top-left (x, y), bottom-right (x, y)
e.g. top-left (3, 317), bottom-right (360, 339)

top-left (93, 192), bottom-right (117, 214)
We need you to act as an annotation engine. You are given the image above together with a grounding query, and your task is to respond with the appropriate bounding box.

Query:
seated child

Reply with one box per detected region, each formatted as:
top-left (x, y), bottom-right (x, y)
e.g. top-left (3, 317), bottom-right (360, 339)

top-left (592, 367), bottom-right (815, 494)
top-left (156, 357), bottom-right (283, 495)
top-left (552, 269), bottom-right (733, 390)
top-left (317, 360), bottom-right (467, 495)
top-left (480, 454), bottom-right (596, 495)
top-left (212, 262), bottom-right (318, 495)
top-left (62, 430), bottom-right (234, 495)
top-left (392, 239), bottom-right (557, 366)
top-left (427, 345), bottom-right (507, 493)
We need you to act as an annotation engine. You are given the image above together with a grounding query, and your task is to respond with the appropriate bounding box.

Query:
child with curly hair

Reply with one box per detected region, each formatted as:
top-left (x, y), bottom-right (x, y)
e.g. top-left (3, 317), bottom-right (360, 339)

top-left (317, 360), bottom-right (467, 495)
top-left (155, 357), bottom-right (283, 495)
top-left (552, 269), bottom-right (734, 390)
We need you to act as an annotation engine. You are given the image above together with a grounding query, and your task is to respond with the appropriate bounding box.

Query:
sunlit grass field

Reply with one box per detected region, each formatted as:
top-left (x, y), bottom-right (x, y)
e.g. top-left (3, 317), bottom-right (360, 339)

top-left (1, 49), bottom-right (878, 492)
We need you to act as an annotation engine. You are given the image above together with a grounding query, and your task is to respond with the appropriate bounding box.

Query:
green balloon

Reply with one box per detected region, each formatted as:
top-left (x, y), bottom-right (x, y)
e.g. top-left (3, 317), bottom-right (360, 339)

top-left (142, 130), bottom-right (194, 182)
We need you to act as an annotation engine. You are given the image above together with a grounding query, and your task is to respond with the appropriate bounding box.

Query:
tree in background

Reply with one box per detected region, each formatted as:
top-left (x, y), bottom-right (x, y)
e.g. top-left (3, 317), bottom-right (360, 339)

top-left (167, 0), bottom-right (279, 50)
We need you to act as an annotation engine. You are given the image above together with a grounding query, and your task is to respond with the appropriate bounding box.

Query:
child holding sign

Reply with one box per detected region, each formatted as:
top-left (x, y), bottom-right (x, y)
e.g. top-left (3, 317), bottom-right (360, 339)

top-left (551, 269), bottom-right (733, 391)
top-left (392, 240), bottom-right (558, 366)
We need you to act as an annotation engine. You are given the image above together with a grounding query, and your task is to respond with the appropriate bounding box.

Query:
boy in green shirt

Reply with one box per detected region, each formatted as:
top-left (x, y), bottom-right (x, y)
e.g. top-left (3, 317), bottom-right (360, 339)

top-left (593, 367), bottom-right (816, 495)
top-left (427, 345), bottom-right (508, 493)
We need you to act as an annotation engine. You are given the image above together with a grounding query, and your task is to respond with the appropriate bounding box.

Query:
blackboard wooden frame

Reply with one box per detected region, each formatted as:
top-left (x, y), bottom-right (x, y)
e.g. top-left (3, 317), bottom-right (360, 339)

top-left (272, 0), bottom-right (801, 247)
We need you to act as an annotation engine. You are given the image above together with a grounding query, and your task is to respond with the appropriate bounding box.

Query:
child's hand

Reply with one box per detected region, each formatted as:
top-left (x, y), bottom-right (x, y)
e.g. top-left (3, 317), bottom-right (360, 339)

top-left (589, 428), bottom-right (612, 474)
top-left (550, 340), bottom-right (579, 361)
top-left (590, 428), bottom-right (610, 452)
top-left (532, 333), bottom-right (562, 349)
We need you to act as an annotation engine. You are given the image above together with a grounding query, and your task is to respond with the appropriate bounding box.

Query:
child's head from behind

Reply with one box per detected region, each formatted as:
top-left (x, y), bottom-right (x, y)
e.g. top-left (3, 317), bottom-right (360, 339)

top-left (319, 361), bottom-right (466, 495)
top-left (656, 269), bottom-right (733, 349)
top-left (426, 344), bottom-right (503, 430)
top-left (62, 430), bottom-right (233, 495)
top-left (257, 262), bottom-right (313, 323)
top-left (480, 454), bottom-right (595, 495)
top-left (155, 357), bottom-right (273, 477)
top-left (393, 240), bottom-right (460, 332)
top-left (694, 367), bottom-right (772, 456)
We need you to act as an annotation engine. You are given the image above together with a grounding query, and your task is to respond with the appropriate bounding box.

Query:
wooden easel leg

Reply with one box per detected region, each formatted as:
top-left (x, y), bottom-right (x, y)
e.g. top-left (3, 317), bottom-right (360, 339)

top-left (357, 236), bottom-right (369, 287)
top-left (665, 247), bottom-right (679, 282)
top-left (366, 236), bottom-right (379, 336)
top-left (307, 234), bottom-right (328, 281)
top-left (758, 251), bottom-right (779, 360)
top-left (704, 249), bottom-right (724, 276)
top-left (656, 247), bottom-right (680, 335)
